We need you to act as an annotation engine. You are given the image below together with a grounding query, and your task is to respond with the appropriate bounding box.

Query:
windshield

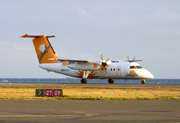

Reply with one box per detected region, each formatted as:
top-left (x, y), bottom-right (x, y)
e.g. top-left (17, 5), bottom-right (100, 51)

top-left (129, 66), bottom-right (143, 69)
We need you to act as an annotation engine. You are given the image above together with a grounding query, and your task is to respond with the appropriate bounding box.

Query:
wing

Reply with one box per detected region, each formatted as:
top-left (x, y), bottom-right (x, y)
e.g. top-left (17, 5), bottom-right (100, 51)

top-left (49, 58), bottom-right (100, 71)
top-left (49, 58), bottom-right (99, 64)
top-left (58, 59), bottom-right (90, 63)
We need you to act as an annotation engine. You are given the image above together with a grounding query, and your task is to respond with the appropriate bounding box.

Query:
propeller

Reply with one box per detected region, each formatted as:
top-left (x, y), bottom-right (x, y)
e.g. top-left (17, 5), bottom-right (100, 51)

top-left (98, 52), bottom-right (110, 76)
top-left (126, 53), bottom-right (142, 62)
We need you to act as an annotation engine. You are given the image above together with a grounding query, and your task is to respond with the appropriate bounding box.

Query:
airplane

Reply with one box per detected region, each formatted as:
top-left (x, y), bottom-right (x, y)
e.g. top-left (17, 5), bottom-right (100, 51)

top-left (21, 34), bottom-right (154, 84)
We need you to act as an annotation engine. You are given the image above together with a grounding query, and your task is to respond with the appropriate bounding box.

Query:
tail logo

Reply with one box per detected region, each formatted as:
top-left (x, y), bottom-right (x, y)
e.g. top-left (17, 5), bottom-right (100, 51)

top-left (39, 44), bottom-right (50, 62)
top-left (39, 44), bottom-right (46, 53)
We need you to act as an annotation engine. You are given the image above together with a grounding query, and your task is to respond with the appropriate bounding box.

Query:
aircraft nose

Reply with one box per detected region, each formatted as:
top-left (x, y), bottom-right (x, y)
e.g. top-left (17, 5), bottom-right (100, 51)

top-left (141, 70), bottom-right (154, 79)
top-left (148, 72), bottom-right (154, 79)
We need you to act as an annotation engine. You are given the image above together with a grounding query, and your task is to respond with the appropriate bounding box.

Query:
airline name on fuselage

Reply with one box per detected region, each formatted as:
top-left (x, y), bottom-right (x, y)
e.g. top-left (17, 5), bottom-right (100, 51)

top-left (125, 73), bottom-right (138, 77)
top-left (61, 69), bottom-right (70, 72)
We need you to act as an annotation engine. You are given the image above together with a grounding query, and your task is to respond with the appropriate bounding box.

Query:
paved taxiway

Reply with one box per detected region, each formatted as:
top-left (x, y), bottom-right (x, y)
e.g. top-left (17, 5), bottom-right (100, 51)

top-left (0, 100), bottom-right (179, 122)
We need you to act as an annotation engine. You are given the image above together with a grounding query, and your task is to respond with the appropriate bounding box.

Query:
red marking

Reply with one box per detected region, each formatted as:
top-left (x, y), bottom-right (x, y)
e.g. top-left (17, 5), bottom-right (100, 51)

top-left (44, 89), bottom-right (62, 97)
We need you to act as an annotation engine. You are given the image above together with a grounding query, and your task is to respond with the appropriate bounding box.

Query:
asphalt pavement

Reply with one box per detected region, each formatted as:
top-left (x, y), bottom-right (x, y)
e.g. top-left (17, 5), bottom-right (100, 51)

top-left (0, 100), bottom-right (179, 123)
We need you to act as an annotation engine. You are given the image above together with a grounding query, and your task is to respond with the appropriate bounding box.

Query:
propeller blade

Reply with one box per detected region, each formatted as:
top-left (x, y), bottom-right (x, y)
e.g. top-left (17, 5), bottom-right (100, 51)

top-left (98, 52), bottom-right (109, 76)
top-left (126, 53), bottom-right (129, 61)
top-left (97, 65), bottom-right (102, 73)
top-left (105, 68), bottom-right (108, 76)
top-left (105, 56), bottom-right (110, 63)
top-left (102, 67), bottom-right (108, 76)
top-left (102, 68), bottom-right (105, 73)
top-left (100, 52), bottom-right (103, 61)
top-left (97, 68), bottom-right (99, 72)
top-left (133, 56), bottom-right (136, 61)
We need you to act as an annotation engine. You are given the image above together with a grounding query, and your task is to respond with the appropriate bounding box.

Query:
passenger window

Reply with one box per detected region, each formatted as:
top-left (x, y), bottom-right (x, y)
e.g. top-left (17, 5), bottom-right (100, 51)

top-left (113, 68), bottom-right (115, 71)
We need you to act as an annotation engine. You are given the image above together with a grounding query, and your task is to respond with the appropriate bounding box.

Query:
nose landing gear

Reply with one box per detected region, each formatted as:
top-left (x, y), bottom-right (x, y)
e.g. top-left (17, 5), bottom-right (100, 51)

top-left (141, 79), bottom-right (146, 84)
top-left (108, 79), bottom-right (114, 84)
top-left (81, 79), bottom-right (87, 84)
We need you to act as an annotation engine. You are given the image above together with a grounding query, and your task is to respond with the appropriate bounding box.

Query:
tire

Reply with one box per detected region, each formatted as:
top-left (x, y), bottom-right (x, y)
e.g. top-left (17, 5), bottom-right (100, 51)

top-left (81, 79), bottom-right (87, 84)
top-left (141, 80), bottom-right (145, 84)
top-left (108, 79), bottom-right (114, 84)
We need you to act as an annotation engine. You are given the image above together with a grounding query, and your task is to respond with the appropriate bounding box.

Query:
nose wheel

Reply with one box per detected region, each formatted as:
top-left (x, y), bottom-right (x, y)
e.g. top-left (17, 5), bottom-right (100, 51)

top-left (81, 79), bottom-right (87, 84)
top-left (108, 79), bottom-right (114, 84)
top-left (141, 79), bottom-right (146, 84)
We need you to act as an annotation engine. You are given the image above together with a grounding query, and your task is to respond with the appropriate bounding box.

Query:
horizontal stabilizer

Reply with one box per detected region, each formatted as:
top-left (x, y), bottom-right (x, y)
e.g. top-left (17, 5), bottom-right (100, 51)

top-left (21, 34), bottom-right (55, 38)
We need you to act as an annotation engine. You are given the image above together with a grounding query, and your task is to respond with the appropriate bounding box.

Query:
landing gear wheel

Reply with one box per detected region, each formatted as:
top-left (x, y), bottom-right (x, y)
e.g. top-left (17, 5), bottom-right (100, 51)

top-left (81, 79), bottom-right (87, 84)
top-left (108, 79), bottom-right (114, 84)
top-left (141, 79), bottom-right (146, 84)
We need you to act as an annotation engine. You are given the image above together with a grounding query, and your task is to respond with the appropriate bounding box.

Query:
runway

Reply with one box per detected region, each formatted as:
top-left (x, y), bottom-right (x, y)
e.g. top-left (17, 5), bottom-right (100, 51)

top-left (0, 100), bottom-right (179, 123)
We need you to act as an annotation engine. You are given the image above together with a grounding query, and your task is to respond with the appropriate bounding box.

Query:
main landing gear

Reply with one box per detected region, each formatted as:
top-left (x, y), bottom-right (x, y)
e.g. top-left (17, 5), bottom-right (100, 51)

top-left (81, 71), bottom-right (91, 84)
top-left (141, 79), bottom-right (146, 84)
top-left (108, 79), bottom-right (114, 84)
top-left (81, 79), bottom-right (87, 84)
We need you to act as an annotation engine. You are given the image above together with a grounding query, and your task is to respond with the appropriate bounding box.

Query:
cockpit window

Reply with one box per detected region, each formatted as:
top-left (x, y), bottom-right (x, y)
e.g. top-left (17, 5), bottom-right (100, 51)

top-left (136, 66), bottom-right (143, 69)
top-left (130, 66), bottom-right (143, 69)
top-left (130, 66), bottom-right (136, 69)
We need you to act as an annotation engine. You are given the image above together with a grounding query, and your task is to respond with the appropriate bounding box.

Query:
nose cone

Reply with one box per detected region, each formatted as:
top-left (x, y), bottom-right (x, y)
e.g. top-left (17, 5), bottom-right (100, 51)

top-left (140, 69), bottom-right (154, 79)
top-left (147, 72), bottom-right (154, 79)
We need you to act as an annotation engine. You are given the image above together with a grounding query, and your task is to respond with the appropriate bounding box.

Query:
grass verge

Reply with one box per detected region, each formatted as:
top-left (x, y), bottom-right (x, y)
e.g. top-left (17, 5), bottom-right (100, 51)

top-left (0, 86), bottom-right (179, 100)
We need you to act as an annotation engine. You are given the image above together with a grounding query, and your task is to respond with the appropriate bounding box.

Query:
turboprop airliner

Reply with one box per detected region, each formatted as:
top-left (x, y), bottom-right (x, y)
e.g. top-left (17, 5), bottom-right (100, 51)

top-left (21, 34), bottom-right (154, 84)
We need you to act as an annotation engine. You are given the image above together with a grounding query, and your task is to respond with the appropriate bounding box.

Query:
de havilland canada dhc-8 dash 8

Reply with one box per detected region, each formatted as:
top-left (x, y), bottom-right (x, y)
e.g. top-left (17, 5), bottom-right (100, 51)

top-left (21, 34), bottom-right (154, 84)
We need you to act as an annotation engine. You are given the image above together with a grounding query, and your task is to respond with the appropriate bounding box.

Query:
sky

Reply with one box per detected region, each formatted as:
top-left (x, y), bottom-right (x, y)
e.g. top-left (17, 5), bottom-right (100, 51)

top-left (0, 0), bottom-right (180, 79)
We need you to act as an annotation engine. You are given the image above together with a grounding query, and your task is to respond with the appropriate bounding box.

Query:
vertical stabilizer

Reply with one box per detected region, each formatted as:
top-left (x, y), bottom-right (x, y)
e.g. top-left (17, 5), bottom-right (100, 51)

top-left (21, 34), bottom-right (58, 64)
